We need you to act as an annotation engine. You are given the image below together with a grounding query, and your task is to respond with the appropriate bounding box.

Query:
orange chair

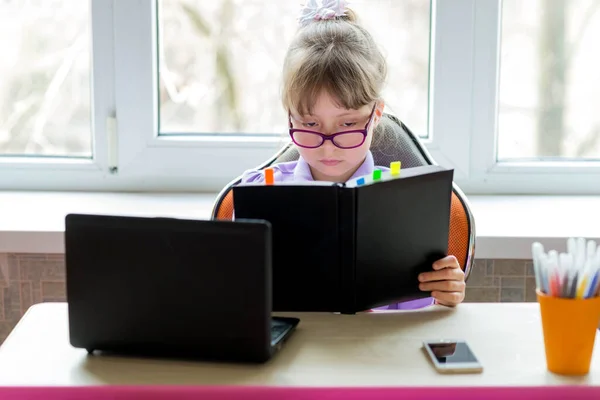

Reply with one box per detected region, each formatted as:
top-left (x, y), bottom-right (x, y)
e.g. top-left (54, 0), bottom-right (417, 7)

top-left (211, 113), bottom-right (476, 281)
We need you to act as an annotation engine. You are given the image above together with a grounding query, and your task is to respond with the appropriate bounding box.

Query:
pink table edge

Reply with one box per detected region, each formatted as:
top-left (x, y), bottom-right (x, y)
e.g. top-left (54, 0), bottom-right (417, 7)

top-left (0, 386), bottom-right (599, 400)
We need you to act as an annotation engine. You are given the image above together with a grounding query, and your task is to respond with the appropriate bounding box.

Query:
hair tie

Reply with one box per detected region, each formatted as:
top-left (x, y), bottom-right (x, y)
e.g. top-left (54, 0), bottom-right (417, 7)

top-left (298, 0), bottom-right (349, 27)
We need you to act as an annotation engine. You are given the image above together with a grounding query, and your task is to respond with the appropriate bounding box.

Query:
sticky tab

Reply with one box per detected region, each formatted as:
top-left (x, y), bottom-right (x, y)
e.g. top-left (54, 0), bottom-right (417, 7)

top-left (264, 168), bottom-right (274, 185)
top-left (390, 161), bottom-right (401, 176)
top-left (356, 177), bottom-right (365, 186)
top-left (373, 169), bottom-right (382, 181)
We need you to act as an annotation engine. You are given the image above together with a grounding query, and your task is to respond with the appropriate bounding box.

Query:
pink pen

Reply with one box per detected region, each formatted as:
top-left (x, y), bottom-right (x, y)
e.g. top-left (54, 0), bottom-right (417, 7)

top-left (548, 250), bottom-right (561, 296)
top-left (549, 275), bottom-right (560, 297)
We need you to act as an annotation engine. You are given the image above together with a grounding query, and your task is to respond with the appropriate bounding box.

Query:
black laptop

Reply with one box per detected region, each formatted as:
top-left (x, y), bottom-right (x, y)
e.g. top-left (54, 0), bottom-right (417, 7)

top-left (64, 214), bottom-right (299, 363)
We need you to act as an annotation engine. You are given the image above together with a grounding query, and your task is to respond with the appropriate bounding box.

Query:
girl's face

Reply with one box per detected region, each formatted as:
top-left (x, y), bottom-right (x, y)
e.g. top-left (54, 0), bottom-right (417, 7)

top-left (289, 91), bottom-right (383, 182)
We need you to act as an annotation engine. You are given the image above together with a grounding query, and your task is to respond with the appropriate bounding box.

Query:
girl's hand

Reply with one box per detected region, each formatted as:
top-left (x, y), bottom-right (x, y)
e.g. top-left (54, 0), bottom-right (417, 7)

top-left (418, 255), bottom-right (465, 307)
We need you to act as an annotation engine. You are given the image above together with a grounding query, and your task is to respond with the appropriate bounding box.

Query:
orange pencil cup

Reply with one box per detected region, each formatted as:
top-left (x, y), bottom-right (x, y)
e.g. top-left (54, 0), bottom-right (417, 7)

top-left (537, 289), bottom-right (600, 375)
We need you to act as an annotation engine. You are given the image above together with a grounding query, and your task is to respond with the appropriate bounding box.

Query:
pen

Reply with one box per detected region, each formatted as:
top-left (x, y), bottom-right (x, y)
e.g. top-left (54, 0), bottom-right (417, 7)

top-left (587, 240), bottom-right (597, 262)
top-left (576, 269), bottom-right (589, 299)
top-left (576, 237), bottom-right (586, 270)
top-left (567, 237), bottom-right (577, 258)
top-left (548, 250), bottom-right (560, 296)
top-left (587, 269), bottom-right (600, 299)
top-left (532, 238), bottom-right (600, 299)
top-left (564, 254), bottom-right (578, 298)
top-left (539, 253), bottom-right (550, 294)
top-left (532, 242), bottom-right (544, 292)
top-left (568, 267), bottom-right (579, 298)
top-left (559, 253), bottom-right (570, 298)
top-left (586, 250), bottom-right (600, 298)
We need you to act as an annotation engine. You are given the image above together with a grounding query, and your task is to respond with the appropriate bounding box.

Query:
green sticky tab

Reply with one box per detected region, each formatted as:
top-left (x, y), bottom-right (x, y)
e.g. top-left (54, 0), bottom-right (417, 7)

top-left (373, 169), bottom-right (382, 180)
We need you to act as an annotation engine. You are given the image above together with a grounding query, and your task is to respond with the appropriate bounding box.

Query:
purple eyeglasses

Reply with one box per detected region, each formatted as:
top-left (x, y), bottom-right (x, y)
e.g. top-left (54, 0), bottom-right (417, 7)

top-left (288, 103), bottom-right (377, 149)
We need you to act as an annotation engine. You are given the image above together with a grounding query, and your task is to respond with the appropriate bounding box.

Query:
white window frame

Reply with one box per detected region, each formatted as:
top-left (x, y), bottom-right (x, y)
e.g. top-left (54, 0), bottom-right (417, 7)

top-left (111, 0), bottom-right (286, 192)
top-left (0, 0), bottom-right (114, 191)
top-left (462, 0), bottom-right (600, 195)
top-left (1, 0), bottom-right (599, 194)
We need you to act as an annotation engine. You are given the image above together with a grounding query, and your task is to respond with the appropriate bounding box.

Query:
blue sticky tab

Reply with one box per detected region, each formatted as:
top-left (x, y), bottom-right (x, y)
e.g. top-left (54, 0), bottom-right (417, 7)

top-left (356, 177), bottom-right (365, 186)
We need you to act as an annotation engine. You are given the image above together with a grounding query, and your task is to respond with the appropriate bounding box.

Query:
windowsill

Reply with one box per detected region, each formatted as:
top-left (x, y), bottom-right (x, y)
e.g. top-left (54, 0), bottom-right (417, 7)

top-left (0, 191), bottom-right (599, 259)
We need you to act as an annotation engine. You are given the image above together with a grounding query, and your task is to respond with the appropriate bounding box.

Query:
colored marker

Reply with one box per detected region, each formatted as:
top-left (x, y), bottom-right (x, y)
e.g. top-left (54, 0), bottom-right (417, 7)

top-left (356, 177), bottom-right (365, 186)
top-left (390, 161), bottom-right (401, 176)
top-left (373, 169), bottom-right (382, 181)
top-left (550, 274), bottom-right (561, 297)
top-left (576, 272), bottom-right (589, 299)
top-left (264, 168), bottom-right (274, 185)
top-left (586, 270), bottom-right (599, 298)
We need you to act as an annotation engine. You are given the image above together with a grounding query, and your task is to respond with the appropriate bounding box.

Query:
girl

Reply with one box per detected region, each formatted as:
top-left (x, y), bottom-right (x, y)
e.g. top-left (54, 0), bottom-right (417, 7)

top-left (242, 0), bottom-right (466, 309)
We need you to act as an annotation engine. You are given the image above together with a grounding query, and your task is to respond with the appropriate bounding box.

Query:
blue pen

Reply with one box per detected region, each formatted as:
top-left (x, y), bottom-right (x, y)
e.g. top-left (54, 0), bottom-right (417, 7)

top-left (586, 270), bottom-right (600, 298)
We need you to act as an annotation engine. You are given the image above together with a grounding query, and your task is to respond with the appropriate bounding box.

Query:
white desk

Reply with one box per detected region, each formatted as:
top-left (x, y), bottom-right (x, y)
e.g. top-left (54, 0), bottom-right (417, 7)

top-left (0, 302), bottom-right (598, 386)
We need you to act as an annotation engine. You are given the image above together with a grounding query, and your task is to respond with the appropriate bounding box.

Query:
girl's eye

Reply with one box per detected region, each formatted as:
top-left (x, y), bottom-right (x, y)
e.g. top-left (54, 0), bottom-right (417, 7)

top-left (342, 122), bottom-right (357, 127)
top-left (303, 122), bottom-right (317, 128)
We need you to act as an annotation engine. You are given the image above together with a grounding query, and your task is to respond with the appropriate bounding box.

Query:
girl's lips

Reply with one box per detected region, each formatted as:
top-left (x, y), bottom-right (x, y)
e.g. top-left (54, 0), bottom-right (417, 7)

top-left (319, 159), bottom-right (342, 166)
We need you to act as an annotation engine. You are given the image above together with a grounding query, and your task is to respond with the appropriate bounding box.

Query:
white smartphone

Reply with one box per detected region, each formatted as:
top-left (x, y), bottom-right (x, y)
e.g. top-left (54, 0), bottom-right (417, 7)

top-left (422, 340), bottom-right (483, 374)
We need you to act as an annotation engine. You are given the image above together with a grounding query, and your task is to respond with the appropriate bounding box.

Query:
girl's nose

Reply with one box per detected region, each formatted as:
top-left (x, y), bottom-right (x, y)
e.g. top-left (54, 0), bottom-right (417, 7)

top-left (320, 139), bottom-right (338, 154)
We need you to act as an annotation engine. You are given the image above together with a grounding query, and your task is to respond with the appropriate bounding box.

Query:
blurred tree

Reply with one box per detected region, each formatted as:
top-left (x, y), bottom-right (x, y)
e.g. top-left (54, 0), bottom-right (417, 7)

top-left (0, 2), bottom-right (90, 157)
top-left (537, 0), bottom-right (600, 157)
top-left (536, 0), bottom-right (565, 157)
top-left (180, 0), bottom-right (242, 131)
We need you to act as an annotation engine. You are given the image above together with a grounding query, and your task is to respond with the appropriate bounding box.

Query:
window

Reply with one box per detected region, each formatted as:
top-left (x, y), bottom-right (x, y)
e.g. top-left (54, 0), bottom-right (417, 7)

top-left (498, 0), bottom-right (600, 160)
top-left (0, 0), bottom-right (91, 158)
top-left (466, 0), bottom-right (600, 194)
top-left (2, 0), bottom-right (600, 194)
top-left (157, 0), bottom-right (431, 138)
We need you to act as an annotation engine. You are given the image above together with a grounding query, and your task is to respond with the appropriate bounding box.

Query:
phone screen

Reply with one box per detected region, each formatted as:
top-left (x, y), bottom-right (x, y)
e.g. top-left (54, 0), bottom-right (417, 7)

top-left (426, 341), bottom-right (478, 364)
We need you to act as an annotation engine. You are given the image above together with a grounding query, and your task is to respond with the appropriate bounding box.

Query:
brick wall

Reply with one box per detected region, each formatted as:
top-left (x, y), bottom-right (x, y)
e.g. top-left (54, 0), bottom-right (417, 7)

top-left (0, 254), bottom-right (66, 345)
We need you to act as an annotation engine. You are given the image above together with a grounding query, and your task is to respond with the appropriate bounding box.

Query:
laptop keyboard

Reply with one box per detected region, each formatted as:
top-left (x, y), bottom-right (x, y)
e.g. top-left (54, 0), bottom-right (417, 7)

top-left (270, 319), bottom-right (289, 343)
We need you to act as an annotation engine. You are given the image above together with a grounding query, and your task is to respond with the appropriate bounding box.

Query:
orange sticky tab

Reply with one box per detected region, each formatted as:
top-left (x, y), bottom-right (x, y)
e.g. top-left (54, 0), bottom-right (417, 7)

top-left (264, 168), bottom-right (274, 185)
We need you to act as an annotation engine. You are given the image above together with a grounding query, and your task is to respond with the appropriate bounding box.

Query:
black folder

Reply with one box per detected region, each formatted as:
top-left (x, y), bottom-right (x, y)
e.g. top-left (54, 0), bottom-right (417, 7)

top-left (233, 165), bottom-right (454, 314)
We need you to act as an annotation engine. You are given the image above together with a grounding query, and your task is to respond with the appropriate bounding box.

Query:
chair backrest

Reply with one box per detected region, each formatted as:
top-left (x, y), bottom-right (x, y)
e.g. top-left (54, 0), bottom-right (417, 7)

top-left (211, 113), bottom-right (476, 280)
